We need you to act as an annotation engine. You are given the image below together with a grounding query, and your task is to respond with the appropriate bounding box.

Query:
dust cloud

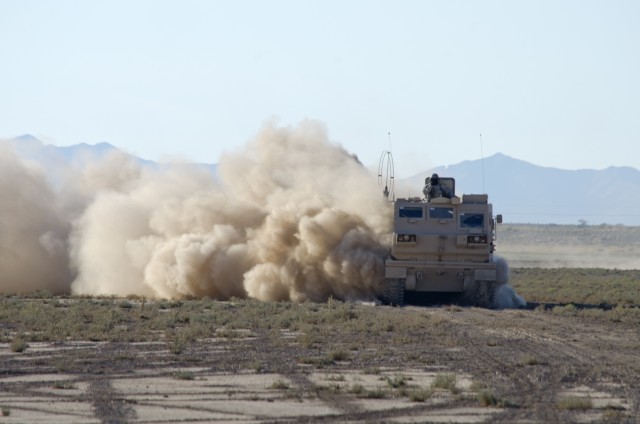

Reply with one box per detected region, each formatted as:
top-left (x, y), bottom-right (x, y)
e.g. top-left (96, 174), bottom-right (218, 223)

top-left (1, 121), bottom-right (526, 308)
top-left (1, 121), bottom-right (392, 301)
top-left (492, 256), bottom-right (526, 309)
top-left (0, 146), bottom-right (72, 293)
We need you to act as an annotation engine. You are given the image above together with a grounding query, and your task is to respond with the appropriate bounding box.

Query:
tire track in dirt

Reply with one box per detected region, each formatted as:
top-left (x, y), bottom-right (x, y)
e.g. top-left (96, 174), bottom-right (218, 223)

top-left (427, 306), bottom-right (638, 422)
top-left (89, 378), bottom-right (135, 424)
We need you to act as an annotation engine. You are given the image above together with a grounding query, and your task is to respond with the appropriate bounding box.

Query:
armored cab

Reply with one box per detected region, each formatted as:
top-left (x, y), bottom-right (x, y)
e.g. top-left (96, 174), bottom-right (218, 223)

top-left (383, 177), bottom-right (502, 307)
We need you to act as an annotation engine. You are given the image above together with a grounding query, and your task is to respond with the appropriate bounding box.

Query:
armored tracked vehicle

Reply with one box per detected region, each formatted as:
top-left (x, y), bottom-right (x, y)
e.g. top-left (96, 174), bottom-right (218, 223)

top-left (383, 175), bottom-right (502, 307)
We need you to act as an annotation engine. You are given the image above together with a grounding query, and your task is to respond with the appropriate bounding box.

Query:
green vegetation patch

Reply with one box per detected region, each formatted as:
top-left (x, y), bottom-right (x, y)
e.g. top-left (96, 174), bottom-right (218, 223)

top-left (511, 268), bottom-right (640, 306)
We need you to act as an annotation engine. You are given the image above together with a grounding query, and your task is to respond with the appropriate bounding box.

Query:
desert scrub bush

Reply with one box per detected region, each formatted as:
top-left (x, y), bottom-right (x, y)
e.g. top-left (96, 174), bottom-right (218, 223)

top-left (408, 387), bottom-right (432, 402)
top-left (118, 300), bottom-right (133, 309)
top-left (358, 387), bottom-right (387, 399)
top-left (53, 380), bottom-right (75, 390)
top-left (552, 304), bottom-right (578, 317)
top-left (477, 389), bottom-right (499, 407)
top-left (517, 354), bottom-right (541, 366)
top-left (348, 382), bottom-right (388, 399)
top-left (296, 330), bottom-right (319, 348)
top-left (385, 374), bottom-right (410, 389)
top-left (431, 374), bottom-right (458, 393)
top-left (363, 367), bottom-right (381, 375)
top-left (348, 384), bottom-right (365, 396)
top-left (10, 334), bottom-right (28, 353)
top-left (270, 379), bottom-right (290, 390)
top-left (1, 406), bottom-right (10, 416)
top-left (299, 356), bottom-right (334, 368)
top-left (327, 349), bottom-right (350, 362)
top-left (557, 396), bottom-right (593, 410)
top-left (167, 331), bottom-right (192, 355)
top-left (252, 361), bottom-right (265, 373)
top-left (172, 371), bottom-right (196, 380)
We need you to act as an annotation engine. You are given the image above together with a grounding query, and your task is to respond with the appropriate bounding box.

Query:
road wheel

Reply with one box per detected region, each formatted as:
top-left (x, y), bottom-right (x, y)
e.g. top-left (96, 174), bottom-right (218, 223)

top-left (388, 279), bottom-right (405, 307)
top-left (478, 281), bottom-right (496, 309)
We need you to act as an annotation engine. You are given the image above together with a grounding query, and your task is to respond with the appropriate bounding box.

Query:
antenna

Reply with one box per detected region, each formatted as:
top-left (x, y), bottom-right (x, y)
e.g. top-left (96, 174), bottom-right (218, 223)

top-left (479, 133), bottom-right (486, 194)
top-left (378, 132), bottom-right (394, 200)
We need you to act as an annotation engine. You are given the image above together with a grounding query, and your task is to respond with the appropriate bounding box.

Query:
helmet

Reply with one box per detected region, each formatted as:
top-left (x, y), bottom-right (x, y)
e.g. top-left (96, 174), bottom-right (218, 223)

top-left (431, 173), bottom-right (439, 184)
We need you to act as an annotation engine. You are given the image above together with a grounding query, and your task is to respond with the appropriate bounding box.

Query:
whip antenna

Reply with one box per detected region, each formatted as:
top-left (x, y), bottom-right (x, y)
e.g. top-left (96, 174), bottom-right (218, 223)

top-left (480, 133), bottom-right (486, 194)
top-left (378, 132), bottom-right (395, 201)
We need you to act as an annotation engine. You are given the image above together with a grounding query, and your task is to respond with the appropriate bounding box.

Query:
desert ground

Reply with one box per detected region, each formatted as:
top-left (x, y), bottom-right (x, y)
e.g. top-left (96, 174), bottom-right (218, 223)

top-left (1, 225), bottom-right (639, 423)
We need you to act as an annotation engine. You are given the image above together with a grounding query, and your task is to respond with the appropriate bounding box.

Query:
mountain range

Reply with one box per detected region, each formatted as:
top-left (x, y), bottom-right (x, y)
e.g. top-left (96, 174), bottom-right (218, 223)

top-left (4, 135), bottom-right (640, 225)
top-left (4, 134), bottom-right (217, 179)
top-left (403, 153), bottom-right (640, 226)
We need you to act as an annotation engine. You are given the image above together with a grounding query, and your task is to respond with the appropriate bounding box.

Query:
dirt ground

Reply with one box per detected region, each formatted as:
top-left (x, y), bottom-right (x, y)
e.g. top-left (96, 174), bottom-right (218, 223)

top-left (1, 301), bottom-right (638, 423)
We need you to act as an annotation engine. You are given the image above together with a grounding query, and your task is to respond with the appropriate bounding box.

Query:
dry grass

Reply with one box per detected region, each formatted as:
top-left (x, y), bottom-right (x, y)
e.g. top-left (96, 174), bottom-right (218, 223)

top-left (432, 374), bottom-right (458, 393)
top-left (557, 396), bottom-right (593, 411)
top-left (511, 268), bottom-right (640, 306)
top-left (0, 293), bottom-right (437, 348)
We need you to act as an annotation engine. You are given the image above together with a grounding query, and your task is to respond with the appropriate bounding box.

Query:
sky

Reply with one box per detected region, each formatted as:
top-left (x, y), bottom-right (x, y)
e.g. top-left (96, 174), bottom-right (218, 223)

top-left (1, 0), bottom-right (639, 178)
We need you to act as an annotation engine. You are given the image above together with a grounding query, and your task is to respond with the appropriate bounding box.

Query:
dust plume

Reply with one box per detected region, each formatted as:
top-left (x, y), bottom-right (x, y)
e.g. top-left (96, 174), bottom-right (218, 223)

top-left (69, 120), bottom-right (392, 301)
top-left (0, 146), bottom-right (72, 293)
top-left (1, 122), bottom-right (524, 307)
top-left (492, 256), bottom-right (527, 309)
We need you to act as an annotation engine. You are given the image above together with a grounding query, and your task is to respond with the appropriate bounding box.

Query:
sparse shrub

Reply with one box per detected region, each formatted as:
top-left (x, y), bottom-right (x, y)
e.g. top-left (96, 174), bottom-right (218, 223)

top-left (478, 389), bottom-right (499, 406)
top-left (408, 388), bottom-right (432, 402)
top-left (360, 387), bottom-right (387, 399)
top-left (53, 380), bottom-right (75, 390)
top-left (270, 379), bottom-right (290, 390)
top-left (557, 396), bottom-right (593, 410)
top-left (349, 384), bottom-right (365, 396)
top-left (54, 357), bottom-right (69, 373)
top-left (327, 349), bottom-right (350, 362)
top-left (167, 333), bottom-right (190, 355)
top-left (299, 356), bottom-right (333, 368)
top-left (601, 409), bottom-right (628, 422)
top-left (252, 361), bottom-right (265, 373)
top-left (385, 374), bottom-right (409, 389)
top-left (432, 373), bottom-right (459, 394)
top-left (297, 331), bottom-right (318, 348)
top-left (517, 354), bottom-right (540, 366)
top-left (32, 290), bottom-right (53, 299)
top-left (363, 367), bottom-right (381, 375)
top-left (1, 406), bottom-right (10, 416)
top-left (118, 301), bottom-right (133, 309)
top-left (477, 388), bottom-right (515, 408)
top-left (10, 334), bottom-right (28, 353)
top-left (172, 371), bottom-right (196, 380)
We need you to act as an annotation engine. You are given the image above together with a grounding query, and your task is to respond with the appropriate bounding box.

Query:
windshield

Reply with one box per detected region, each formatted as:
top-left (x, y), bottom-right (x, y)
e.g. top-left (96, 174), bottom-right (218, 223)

top-left (429, 207), bottom-right (454, 220)
top-left (460, 213), bottom-right (484, 228)
top-left (399, 206), bottom-right (423, 218)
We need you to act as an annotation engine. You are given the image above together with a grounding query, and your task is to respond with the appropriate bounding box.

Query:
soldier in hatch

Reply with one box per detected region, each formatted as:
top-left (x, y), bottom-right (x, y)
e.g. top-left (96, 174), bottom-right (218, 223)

top-left (423, 173), bottom-right (452, 201)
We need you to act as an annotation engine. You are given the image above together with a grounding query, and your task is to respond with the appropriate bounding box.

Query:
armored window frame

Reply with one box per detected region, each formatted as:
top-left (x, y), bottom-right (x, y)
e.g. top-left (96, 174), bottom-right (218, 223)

top-left (459, 212), bottom-right (485, 229)
top-left (428, 207), bottom-right (454, 220)
top-left (399, 206), bottom-right (423, 218)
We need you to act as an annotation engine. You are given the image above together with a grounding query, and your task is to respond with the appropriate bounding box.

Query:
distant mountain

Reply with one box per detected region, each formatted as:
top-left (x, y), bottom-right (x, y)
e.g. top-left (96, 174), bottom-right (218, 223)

top-left (4, 134), bottom-right (217, 179)
top-left (401, 153), bottom-right (640, 226)
top-left (5, 135), bottom-right (639, 225)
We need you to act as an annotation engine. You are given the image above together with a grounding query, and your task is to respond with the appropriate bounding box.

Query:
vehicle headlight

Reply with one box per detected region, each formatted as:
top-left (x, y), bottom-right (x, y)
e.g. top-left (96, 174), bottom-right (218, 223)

top-left (467, 235), bottom-right (488, 244)
top-left (396, 234), bottom-right (416, 243)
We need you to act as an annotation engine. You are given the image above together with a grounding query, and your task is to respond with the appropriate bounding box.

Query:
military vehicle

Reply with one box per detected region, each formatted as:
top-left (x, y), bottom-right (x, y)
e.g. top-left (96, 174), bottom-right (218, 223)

top-left (382, 175), bottom-right (503, 307)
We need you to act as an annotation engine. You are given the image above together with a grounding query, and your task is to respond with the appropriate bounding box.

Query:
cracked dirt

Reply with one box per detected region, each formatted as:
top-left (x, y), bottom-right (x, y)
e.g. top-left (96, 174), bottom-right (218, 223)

top-left (1, 300), bottom-right (637, 423)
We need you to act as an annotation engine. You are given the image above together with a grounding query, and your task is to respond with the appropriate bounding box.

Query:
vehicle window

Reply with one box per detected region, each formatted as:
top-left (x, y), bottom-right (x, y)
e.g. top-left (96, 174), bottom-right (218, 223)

top-left (460, 213), bottom-right (484, 228)
top-left (429, 207), bottom-right (454, 220)
top-left (399, 206), bottom-right (423, 218)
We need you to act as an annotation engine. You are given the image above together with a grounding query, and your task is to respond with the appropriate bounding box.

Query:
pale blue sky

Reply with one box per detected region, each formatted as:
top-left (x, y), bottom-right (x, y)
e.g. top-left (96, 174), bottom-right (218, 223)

top-left (1, 0), bottom-right (639, 177)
